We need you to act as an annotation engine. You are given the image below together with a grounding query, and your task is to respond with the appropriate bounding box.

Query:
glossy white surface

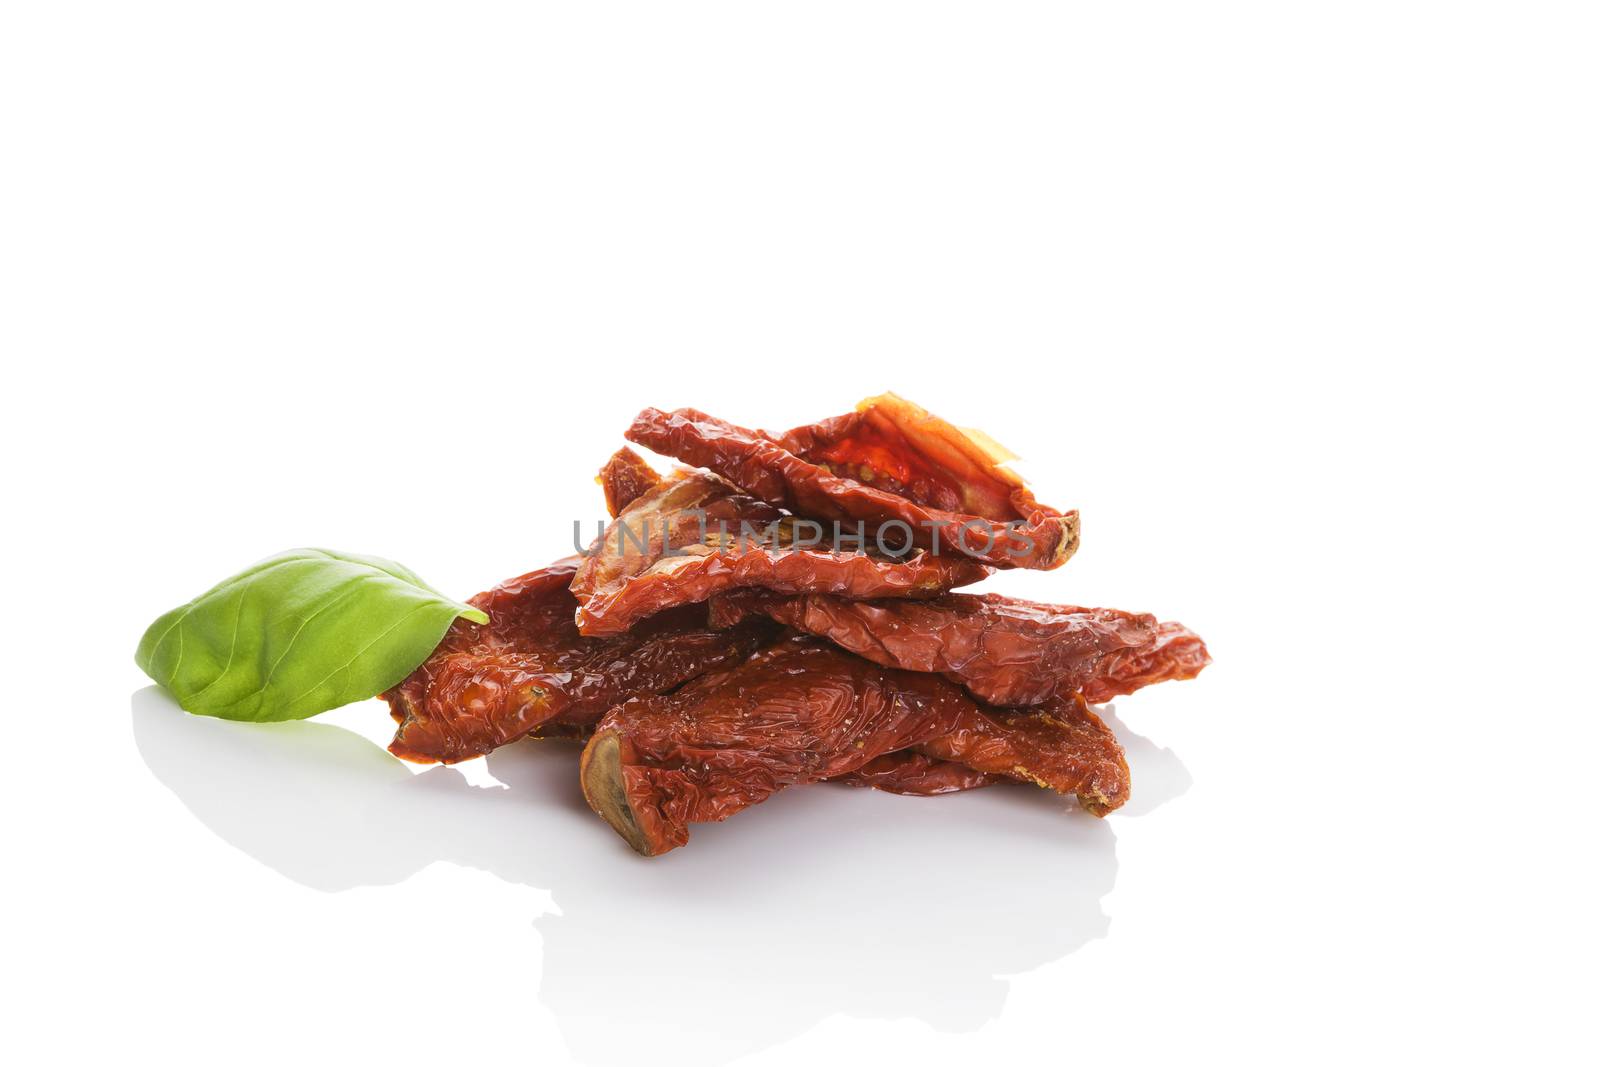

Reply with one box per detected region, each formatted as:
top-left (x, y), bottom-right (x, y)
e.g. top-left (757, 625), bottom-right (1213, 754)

top-left (132, 687), bottom-right (1175, 1062)
top-left (4, 3), bottom-right (1594, 1064)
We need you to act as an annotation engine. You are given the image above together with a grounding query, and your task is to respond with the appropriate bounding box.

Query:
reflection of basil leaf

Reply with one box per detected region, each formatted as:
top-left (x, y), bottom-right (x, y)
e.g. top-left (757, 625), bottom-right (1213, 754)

top-left (135, 548), bottom-right (488, 722)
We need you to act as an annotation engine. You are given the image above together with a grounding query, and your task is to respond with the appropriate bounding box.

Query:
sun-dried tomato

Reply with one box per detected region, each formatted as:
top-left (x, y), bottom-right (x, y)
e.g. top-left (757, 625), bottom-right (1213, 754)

top-left (382, 558), bottom-right (771, 764)
top-left (596, 446), bottom-right (661, 518)
top-left (837, 750), bottom-right (1006, 795)
top-left (710, 589), bottom-right (1209, 706)
top-left (624, 401), bottom-right (1079, 570)
top-left (511, 727), bottom-right (1002, 793)
top-left (579, 636), bottom-right (1129, 855)
top-left (569, 471), bottom-right (988, 636)
top-left (777, 392), bottom-right (1038, 520)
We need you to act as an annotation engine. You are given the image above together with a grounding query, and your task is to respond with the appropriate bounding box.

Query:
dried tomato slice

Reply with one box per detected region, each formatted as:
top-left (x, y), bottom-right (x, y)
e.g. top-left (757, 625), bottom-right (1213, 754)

top-left (580, 636), bottom-right (1129, 856)
top-left (837, 751), bottom-right (1006, 795)
top-left (596, 446), bottom-right (661, 518)
top-left (624, 402), bottom-right (1079, 570)
top-left (381, 558), bottom-right (771, 764)
top-left (569, 471), bottom-right (988, 636)
top-left (711, 589), bottom-right (1208, 706)
top-left (777, 392), bottom-right (1039, 520)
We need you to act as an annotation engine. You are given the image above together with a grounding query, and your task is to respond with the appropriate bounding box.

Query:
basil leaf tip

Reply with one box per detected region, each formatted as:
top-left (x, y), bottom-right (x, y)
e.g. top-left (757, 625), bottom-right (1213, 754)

top-left (135, 547), bottom-right (487, 722)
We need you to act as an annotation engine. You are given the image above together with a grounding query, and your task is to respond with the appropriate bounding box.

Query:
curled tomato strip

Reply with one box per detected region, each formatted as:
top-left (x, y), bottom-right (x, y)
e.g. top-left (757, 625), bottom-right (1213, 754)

top-left (381, 558), bottom-right (771, 765)
top-left (569, 471), bottom-right (988, 636)
top-left (711, 589), bottom-right (1210, 707)
top-left (837, 750), bottom-right (1006, 795)
top-left (580, 637), bottom-right (1129, 856)
top-left (625, 404), bottom-right (1079, 570)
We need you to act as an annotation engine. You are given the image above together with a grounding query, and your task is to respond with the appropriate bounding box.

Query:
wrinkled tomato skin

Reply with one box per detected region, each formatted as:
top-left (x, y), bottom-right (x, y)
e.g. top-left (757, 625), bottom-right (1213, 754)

top-left (582, 637), bottom-right (1129, 856)
top-left (570, 472), bottom-right (988, 636)
top-left (382, 558), bottom-right (770, 765)
top-left (597, 446), bottom-right (661, 518)
top-left (625, 407), bottom-right (1079, 570)
top-left (711, 590), bottom-right (1210, 706)
top-left (839, 751), bottom-right (1005, 795)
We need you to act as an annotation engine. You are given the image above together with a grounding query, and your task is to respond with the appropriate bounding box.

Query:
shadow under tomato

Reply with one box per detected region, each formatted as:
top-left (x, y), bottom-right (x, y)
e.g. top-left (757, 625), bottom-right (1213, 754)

top-left (132, 686), bottom-right (1187, 1065)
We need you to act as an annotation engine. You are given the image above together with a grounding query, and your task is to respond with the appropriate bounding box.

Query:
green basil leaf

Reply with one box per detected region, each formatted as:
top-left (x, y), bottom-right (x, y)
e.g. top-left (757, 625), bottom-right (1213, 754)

top-left (135, 548), bottom-right (489, 722)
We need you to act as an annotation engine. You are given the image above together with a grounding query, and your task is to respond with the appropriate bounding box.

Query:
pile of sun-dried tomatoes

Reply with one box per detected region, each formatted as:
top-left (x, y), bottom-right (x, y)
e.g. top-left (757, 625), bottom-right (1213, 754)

top-left (384, 395), bottom-right (1208, 856)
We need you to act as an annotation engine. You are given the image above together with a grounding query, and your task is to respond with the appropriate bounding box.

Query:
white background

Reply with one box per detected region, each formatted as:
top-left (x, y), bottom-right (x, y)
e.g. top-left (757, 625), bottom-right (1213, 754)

top-left (3, 3), bottom-right (1596, 1064)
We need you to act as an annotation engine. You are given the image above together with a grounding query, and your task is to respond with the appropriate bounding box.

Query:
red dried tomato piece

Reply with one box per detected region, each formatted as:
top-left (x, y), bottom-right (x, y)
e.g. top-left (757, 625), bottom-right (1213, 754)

top-left (710, 589), bottom-right (1209, 706)
top-left (580, 636), bottom-right (1129, 856)
top-left (837, 751), bottom-right (1006, 795)
top-left (381, 558), bottom-right (771, 764)
top-left (624, 399), bottom-right (1079, 570)
top-left (569, 471), bottom-right (988, 636)
top-left (776, 392), bottom-right (1042, 520)
top-left (596, 446), bottom-right (661, 518)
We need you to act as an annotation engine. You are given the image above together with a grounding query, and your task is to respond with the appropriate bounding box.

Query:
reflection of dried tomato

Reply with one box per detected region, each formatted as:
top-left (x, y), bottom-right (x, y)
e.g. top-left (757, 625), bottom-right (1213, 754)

top-left (596, 446), bottom-right (661, 518)
top-left (712, 589), bottom-right (1209, 706)
top-left (625, 401), bottom-right (1078, 570)
top-left (569, 471), bottom-right (988, 636)
top-left (382, 558), bottom-right (771, 765)
top-left (580, 637), bottom-right (1129, 856)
